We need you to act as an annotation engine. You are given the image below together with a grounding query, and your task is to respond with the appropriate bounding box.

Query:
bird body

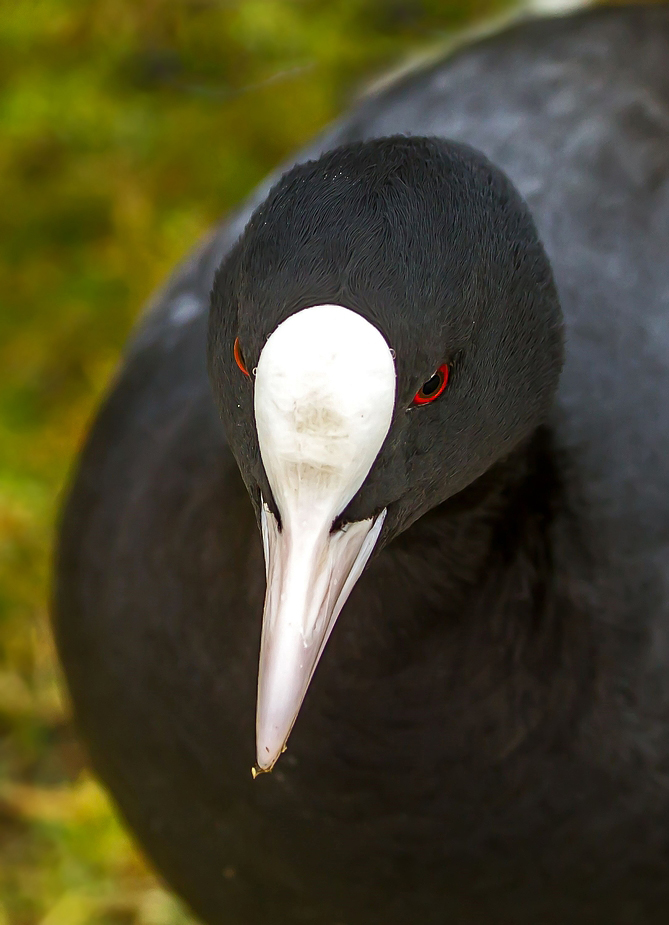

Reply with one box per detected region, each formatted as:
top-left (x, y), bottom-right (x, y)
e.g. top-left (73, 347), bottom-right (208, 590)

top-left (55, 6), bottom-right (669, 923)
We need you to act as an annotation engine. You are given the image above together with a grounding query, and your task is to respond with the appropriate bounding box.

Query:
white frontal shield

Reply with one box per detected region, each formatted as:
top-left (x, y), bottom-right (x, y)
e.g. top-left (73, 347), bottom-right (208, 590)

top-left (253, 305), bottom-right (396, 772)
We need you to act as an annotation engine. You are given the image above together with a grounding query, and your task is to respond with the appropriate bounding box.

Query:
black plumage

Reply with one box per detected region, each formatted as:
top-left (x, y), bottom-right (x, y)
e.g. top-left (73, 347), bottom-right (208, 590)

top-left (55, 6), bottom-right (669, 924)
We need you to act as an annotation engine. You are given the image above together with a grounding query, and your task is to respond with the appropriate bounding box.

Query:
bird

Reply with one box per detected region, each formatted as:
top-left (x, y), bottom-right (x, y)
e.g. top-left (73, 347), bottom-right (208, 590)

top-left (54, 5), bottom-right (669, 924)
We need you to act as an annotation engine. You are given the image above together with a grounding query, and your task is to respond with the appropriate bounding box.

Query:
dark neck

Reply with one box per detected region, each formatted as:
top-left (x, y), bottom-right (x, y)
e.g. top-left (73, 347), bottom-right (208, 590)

top-left (298, 426), bottom-right (595, 803)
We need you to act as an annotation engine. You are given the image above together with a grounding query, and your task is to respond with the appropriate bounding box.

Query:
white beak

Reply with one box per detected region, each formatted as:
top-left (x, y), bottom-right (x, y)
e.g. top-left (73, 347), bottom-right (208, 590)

top-left (253, 305), bottom-right (396, 772)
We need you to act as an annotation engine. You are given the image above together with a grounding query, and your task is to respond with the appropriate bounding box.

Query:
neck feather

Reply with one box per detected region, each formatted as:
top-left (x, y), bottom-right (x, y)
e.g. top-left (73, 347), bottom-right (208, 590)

top-left (296, 426), bottom-right (596, 794)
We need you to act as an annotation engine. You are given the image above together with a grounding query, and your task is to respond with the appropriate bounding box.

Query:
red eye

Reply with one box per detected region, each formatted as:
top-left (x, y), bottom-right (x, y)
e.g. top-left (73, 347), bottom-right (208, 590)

top-left (413, 364), bottom-right (449, 405)
top-left (234, 337), bottom-right (250, 376)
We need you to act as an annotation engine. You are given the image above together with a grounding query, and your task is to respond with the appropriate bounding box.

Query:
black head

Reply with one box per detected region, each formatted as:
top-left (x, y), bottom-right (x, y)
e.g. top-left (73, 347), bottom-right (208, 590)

top-left (208, 135), bottom-right (563, 545)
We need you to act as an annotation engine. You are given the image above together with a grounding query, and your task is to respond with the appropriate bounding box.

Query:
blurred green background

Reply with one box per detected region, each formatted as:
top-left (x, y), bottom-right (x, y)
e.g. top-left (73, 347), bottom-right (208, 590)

top-left (0, 0), bottom-right (614, 921)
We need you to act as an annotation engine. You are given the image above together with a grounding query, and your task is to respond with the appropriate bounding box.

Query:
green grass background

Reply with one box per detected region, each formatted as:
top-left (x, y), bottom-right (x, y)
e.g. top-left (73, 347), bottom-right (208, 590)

top-left (0, 0), bottom-right (620, 921)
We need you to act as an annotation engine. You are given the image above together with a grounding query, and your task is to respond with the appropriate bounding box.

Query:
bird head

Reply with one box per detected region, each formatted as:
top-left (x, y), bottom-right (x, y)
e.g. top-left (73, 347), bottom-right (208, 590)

top-left (208, 136), bottom-right (563, 773)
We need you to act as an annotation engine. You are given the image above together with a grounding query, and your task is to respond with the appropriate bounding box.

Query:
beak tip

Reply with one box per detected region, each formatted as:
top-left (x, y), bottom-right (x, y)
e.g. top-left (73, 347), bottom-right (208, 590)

top-left (255, 736), bottom-right (285, 774)
top-left (251, 763), bottom-right (272, 779)
top-left (254, 734), bottom-right (289, 777)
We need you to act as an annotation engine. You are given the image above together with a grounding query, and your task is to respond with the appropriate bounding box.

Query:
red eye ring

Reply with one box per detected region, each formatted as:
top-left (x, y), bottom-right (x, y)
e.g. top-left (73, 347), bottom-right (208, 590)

top-left (234, 337), bottom-right (250, 376)
top-left (413, 364), bottom-right (449, 405)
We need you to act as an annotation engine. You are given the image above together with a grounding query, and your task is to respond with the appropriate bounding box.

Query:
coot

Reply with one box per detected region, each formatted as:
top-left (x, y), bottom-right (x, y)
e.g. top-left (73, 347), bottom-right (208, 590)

top-left (55, 5), bottom-right (669, 924)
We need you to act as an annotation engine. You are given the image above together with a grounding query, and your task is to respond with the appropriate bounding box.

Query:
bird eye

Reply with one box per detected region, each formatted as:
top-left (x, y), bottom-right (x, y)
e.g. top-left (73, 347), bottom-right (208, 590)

top-left (413, 364), bottom-right (449, 405)
top-left (234, 337), bottom-right (250, 376)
